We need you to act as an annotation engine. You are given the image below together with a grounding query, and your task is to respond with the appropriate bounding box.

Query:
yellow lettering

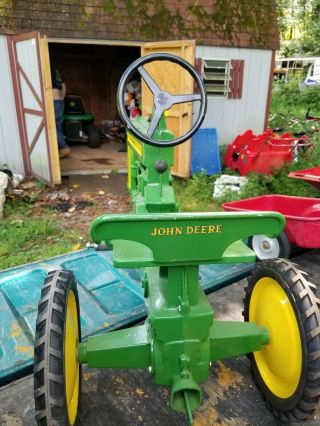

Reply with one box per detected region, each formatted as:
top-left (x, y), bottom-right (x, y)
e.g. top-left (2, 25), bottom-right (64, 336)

top-left (201, 226), bottom-right (207, 234)
top-left (152, 224), bottom-right (221, 237)
top-left (158, 228), bottom-right (165, 236)
top-left (165, 227), bottom-right (173, 236)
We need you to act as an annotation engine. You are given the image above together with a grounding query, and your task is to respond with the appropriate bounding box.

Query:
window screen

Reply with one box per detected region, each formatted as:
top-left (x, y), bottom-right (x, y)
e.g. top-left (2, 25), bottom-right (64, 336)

top-left (202, 59), bottom-right (232, 97)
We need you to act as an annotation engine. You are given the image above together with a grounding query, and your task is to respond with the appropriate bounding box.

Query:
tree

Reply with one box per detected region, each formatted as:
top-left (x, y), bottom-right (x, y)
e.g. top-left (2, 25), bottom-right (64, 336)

top-left (276, 0), bottom-right (320, 56)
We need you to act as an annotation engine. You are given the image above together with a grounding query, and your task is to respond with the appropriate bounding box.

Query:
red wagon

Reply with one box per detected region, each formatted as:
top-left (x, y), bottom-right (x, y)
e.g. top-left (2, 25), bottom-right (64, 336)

top-left (289, 166), bottom-right (320, 189)
top-left (223, 194), bottom-right (320, 259)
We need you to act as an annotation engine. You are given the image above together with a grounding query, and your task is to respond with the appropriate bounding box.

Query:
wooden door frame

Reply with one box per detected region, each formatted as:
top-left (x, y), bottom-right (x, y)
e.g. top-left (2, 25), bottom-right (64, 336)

top-left (7, 31), bottom-right (54, 185)
top-left (141, 40), bottom-right (196, 178)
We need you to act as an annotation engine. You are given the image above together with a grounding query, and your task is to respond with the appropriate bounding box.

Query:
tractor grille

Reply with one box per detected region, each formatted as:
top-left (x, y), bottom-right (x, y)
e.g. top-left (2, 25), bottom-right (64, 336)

top-left (64, 121), bottom-right (82, 141)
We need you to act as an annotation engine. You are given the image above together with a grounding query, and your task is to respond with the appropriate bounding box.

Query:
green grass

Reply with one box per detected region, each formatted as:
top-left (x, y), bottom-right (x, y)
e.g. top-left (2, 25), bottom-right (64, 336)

top-left (0, 199), bottom-right (81, 270)
top-left (173, 171), bottom-right (221, 212)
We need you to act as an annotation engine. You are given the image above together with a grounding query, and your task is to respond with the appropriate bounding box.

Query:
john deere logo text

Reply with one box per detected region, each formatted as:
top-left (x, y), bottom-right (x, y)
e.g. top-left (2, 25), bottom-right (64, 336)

top-left (151, 225), bottom-right (222, 237)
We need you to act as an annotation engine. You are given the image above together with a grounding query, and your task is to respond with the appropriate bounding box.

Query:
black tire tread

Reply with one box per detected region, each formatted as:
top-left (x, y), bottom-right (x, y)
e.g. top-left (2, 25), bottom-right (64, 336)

top-left (88, 125), bottom-right (100, 148)
top-left (243, 258), bottom-right (320, 421)
top-left (34, 269), bottom-right (80, 426)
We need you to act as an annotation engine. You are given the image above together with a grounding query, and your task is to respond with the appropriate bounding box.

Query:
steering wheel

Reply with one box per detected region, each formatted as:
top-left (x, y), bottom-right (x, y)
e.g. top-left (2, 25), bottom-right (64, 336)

top-left (117, 53), bottom-right (207, 147)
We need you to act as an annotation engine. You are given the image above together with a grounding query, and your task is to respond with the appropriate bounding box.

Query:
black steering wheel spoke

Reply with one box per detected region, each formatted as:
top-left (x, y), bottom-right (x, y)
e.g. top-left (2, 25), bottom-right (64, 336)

top-left (138, 65), bottom-right (161, 97)
top-left (117, 53), bottom-right (207, 147)
top-left (170, 93), bottom-right (201, 105)
top-left (148, 105), bottom-right (166, 137)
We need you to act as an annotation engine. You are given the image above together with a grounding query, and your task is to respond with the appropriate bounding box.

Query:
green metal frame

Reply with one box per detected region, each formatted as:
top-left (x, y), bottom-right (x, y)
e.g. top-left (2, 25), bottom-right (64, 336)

top-left (127, 115), bottom-right (179, 213)
top-left (78, 116), bottom-right (285, 424)
top-left (64, 113), bottom-right (94, 121)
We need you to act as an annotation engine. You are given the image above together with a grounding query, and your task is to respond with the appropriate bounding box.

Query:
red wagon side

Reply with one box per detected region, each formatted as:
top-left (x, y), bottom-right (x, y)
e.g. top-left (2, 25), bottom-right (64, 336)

top-left (223, 195), bottom-right (320, 259)
top-left (289, 166), bottom-right (320, 189)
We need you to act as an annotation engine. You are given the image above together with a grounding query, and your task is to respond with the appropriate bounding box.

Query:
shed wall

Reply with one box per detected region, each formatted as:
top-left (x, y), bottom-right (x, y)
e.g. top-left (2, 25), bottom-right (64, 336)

top-left (0, 36), bottom-right (24, 174)
top-left (196, 45), bottom-right (273, 145)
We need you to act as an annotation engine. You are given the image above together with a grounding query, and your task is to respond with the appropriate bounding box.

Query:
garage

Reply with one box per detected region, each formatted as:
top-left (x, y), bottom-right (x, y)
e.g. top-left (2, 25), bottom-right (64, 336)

top-left (48, 41), bottom-right (140, 176)
top-left (2, 33), bottom-right (195, 186)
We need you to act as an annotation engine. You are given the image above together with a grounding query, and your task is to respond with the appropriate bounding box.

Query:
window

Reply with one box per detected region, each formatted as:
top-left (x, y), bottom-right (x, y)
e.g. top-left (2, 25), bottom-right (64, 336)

top-left (202, 59), bottom-right (232, 96)
top-left (195, 58), bottom-right (244, 99)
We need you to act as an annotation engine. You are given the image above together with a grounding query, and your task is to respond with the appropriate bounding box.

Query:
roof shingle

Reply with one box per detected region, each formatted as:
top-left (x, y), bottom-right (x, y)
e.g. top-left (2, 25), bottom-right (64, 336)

top-left (1, 0), bottom-right (279, 50)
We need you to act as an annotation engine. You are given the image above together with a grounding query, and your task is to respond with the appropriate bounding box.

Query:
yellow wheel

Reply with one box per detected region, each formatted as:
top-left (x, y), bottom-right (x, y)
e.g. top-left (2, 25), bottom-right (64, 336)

top-left (65, 290), bottom-right (80, 424)
top-left (34, 270), bottom-right (81, 425)
top-left (244, 259), bottom-right (320, 421)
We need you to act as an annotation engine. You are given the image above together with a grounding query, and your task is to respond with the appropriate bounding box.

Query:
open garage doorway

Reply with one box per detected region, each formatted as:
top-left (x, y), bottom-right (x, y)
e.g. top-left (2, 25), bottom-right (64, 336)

top-left (48, 41), bottom-right (140, 176)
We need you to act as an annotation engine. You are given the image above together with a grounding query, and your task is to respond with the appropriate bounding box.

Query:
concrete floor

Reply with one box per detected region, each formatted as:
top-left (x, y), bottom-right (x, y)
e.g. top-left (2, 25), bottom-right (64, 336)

top-left (60, 140), bottom-right (127, 175)
top-left (1, 251), bottom-right (320, 426)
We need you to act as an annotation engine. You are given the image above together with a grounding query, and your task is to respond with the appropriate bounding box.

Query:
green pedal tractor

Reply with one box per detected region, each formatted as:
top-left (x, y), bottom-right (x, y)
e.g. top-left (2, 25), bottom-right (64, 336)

top-left (34, 54), bottom-right (320, 425)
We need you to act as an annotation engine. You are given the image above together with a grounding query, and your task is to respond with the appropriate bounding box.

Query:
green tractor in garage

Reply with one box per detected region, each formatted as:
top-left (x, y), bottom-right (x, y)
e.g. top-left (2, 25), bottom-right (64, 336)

top-left (63, 94), bottom-right (100, 149)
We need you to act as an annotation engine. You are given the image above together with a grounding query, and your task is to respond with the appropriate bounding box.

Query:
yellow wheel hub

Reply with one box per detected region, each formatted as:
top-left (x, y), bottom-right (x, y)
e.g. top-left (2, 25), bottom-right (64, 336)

top-left (250, 277), bottom-right (302, 399)
top-left (65, 290), bottom-right (80, 425)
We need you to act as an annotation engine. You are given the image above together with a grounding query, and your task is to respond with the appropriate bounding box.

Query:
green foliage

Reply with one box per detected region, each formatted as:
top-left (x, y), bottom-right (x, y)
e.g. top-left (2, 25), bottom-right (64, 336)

top-left (270, 80), bottom-right (320, 137)
top-left (173, 171), bottom-right (219, 212)
top-left (103, 0), bottom-right (116, 14)
top-left (277, 0), bottom-right (320, 56)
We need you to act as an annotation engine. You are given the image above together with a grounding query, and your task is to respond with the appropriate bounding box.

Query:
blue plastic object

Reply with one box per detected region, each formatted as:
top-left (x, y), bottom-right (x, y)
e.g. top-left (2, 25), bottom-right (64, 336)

top-left (0, 248), bottom-right (254, 385)
top-left (191, 128), bottom-right (221, 175)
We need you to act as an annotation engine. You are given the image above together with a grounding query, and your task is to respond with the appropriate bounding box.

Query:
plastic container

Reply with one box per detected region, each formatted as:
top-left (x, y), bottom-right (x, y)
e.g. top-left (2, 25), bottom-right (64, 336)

top-left (191, 128), bottom-right (221, 175)
top-left (223, 194), bottom-right (320, 248)
top-left (289, 166), bottom-right (320, 189)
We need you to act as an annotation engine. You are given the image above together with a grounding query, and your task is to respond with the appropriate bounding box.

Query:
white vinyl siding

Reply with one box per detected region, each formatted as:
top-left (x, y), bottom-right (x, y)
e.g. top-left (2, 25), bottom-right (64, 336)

top-left (196, 45), bottom-right (273, 146)
top-left (0, 36), bottom-right (24, 174)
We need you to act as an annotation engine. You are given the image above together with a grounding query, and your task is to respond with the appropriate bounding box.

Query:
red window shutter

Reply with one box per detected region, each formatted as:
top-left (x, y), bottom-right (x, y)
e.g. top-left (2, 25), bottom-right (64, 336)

top-left (229, 59), bottom-right (244, 99)
top-left (194, 57), bottom-right (203, 75)
top-left (194, 58), bottom-right (203, 93)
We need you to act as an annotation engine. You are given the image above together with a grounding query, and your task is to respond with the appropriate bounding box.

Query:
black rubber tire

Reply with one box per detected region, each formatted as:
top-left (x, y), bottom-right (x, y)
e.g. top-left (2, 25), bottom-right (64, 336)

top-left (88, 124), bottom-right (101, 148)
top-left (248, 231), bottom-right (291, 260)
top-left (34, 270), bottom-right (81, 426)
top-left (243, 259), bottom-right (320, 421)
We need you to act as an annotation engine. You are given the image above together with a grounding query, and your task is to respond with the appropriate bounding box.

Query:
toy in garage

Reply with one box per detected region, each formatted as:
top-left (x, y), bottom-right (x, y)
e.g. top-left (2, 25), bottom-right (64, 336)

top-left (63, 94), bottom-right (101, 149)
top-left (34, 54), bottom-right (320, 425)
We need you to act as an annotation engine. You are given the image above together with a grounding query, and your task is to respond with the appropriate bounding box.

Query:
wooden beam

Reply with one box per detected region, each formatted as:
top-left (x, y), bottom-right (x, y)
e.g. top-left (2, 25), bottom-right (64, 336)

top-left (40, 36), bottom-right (61, 184)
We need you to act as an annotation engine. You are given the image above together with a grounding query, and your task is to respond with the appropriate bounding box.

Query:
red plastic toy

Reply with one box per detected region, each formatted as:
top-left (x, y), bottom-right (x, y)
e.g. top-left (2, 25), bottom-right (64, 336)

top-left (224, 129), bottom-right (311, 175)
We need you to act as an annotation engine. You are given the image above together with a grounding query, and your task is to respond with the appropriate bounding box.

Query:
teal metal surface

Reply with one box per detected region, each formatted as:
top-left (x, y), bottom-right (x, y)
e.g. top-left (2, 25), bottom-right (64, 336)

top-left (0, 248), bottom-right (254, 385)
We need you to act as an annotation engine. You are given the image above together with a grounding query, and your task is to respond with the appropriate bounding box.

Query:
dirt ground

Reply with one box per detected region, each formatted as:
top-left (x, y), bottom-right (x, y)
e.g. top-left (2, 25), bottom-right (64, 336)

top-left (38, 173), bottom-right (131, 235)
